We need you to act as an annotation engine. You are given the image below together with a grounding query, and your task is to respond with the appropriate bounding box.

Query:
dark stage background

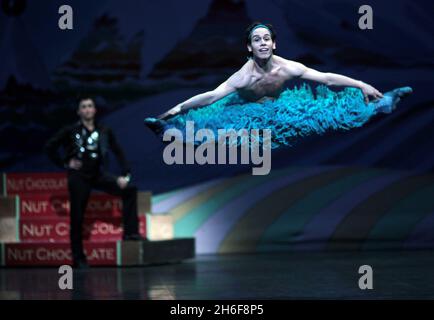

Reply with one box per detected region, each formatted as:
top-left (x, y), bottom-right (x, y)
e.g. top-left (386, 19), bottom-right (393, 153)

top-left (1, 0), bottom-right (433, 190)
top-left (1, 0), bottom-right (434, 254)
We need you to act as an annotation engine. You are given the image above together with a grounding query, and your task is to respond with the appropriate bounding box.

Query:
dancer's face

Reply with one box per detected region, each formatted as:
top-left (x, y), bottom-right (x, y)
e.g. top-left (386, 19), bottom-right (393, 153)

top-left (248, 27), bottom-right (276, 59)
top-left (77, 99), bottom-right (96, 121)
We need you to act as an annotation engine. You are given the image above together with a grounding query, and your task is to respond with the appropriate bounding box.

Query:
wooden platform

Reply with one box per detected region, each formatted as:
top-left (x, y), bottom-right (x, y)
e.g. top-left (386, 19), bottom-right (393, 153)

top-left (121, 238), bottom-right (196, 266)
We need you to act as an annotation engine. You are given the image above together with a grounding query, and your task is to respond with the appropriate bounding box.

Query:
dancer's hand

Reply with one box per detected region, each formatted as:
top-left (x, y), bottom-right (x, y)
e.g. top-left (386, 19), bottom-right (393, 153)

top-left (167, 105), bottom-right (182, 116)
top-left (117, 176), bottom-right (129, 189)
top-left (159, 105), bottom-right (181, 119)
top-left (360, 82), bottom-right (383, 104)
top-left (68, 158), bottom-right (82, 170)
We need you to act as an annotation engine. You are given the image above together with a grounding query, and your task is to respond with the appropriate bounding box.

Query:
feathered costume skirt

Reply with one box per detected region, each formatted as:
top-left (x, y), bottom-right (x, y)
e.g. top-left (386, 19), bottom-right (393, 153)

top-left (156, 84), bottom-right (378, 149)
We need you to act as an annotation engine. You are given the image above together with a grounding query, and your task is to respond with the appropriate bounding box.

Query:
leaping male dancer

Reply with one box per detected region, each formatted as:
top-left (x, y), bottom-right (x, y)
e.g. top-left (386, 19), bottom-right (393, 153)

top-left (145, 22), bottom-right (412, 147)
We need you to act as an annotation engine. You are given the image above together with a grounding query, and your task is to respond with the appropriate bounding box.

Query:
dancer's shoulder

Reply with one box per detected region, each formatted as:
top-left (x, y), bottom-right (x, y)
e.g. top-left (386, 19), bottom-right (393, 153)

top-left (274, 55), bottom-right (308, 77)
top-left (238, 59), bottom-right (253, 74)
top-left (225, 62), bottom-right (252, 88)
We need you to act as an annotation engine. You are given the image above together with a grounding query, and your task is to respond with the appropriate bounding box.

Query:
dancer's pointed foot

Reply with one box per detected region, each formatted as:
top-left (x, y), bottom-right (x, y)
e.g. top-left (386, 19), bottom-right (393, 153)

top-left (144, 117), bottom-right (167, 134)
top-left (373, 86), bottom-right (413, 114)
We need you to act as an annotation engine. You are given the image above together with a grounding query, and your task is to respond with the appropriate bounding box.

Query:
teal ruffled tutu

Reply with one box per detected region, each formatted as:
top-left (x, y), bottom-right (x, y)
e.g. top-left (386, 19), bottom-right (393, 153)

top-left (145, 84), bottom-right (412, 149)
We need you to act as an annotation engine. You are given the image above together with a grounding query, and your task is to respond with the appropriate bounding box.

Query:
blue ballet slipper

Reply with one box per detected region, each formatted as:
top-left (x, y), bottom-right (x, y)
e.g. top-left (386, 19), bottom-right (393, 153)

top-left (144, 117), bottom-right (168, 134)
top-left (372, 86), bottom-right (413, 114)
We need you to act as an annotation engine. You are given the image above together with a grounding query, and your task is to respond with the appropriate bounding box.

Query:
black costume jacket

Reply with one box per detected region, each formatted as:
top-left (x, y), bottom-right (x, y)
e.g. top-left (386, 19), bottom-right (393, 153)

top-left (44, 121), bottom-right (131, 176)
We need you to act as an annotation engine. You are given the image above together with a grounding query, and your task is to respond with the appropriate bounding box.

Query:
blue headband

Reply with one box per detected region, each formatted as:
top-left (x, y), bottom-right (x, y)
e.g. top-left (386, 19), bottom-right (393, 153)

top-left (249, 24), bottom-right (271, 39)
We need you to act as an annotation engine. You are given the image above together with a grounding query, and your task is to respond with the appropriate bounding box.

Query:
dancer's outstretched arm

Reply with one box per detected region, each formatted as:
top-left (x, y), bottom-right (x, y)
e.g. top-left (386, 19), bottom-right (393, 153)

top-left (159, 71), bottom-right (243, 119)
top-left (286, 61), bottom-right (383, 103)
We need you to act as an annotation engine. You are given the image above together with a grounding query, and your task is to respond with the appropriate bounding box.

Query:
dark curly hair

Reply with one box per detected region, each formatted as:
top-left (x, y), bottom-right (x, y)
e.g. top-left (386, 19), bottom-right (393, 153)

top-left (76, 95), bottom-right (95, 107)
top-left (245, 22), bottom-right (277, 58)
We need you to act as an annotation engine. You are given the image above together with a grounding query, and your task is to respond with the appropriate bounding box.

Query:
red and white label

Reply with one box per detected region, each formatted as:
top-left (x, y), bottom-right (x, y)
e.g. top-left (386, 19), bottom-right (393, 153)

top-left (19, 216), bottom-right (147, 242)
top-left (19, 193), bottom-right (123, 218)
top-left (4, 242), bottom-right (117, 266)
top-left (4, 173), bottom-right (67, 195)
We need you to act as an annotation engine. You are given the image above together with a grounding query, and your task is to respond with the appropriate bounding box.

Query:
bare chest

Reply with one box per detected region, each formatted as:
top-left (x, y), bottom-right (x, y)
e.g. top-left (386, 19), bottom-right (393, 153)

top-left (238, 70), bottom-right (287, 102)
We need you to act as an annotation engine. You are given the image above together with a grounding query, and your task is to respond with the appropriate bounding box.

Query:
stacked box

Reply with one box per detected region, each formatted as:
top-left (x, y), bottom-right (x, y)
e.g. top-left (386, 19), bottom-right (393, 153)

top-left (0, 172), bottom-right (183, 266)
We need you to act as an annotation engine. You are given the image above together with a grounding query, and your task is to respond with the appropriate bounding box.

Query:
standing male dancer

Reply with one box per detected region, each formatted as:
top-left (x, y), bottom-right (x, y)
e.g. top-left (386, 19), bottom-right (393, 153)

top-left (45, 97), bottom-right (144, 268)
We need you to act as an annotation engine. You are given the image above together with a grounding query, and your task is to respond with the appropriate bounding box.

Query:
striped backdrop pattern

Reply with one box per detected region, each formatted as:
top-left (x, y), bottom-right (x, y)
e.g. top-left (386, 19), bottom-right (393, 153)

top-left (152, 165), bottom-right (434, 254)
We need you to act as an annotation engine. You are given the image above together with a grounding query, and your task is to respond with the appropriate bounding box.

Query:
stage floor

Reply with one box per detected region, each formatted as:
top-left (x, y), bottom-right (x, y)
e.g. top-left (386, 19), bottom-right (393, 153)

top-left (1, 250), bottom-right (434, 299)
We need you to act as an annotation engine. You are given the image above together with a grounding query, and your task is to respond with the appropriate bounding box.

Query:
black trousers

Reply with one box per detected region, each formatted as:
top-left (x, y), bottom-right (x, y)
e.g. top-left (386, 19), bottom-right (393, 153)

top-left (67, 170), bottom-right (139, 261)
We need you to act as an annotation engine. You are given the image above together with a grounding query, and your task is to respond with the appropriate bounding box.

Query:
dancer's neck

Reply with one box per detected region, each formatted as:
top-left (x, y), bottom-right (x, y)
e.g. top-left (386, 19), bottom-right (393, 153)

top-left (252, 55), bottom-right (274, 73)
top-left (81, 119), bottom-right (95, 131)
